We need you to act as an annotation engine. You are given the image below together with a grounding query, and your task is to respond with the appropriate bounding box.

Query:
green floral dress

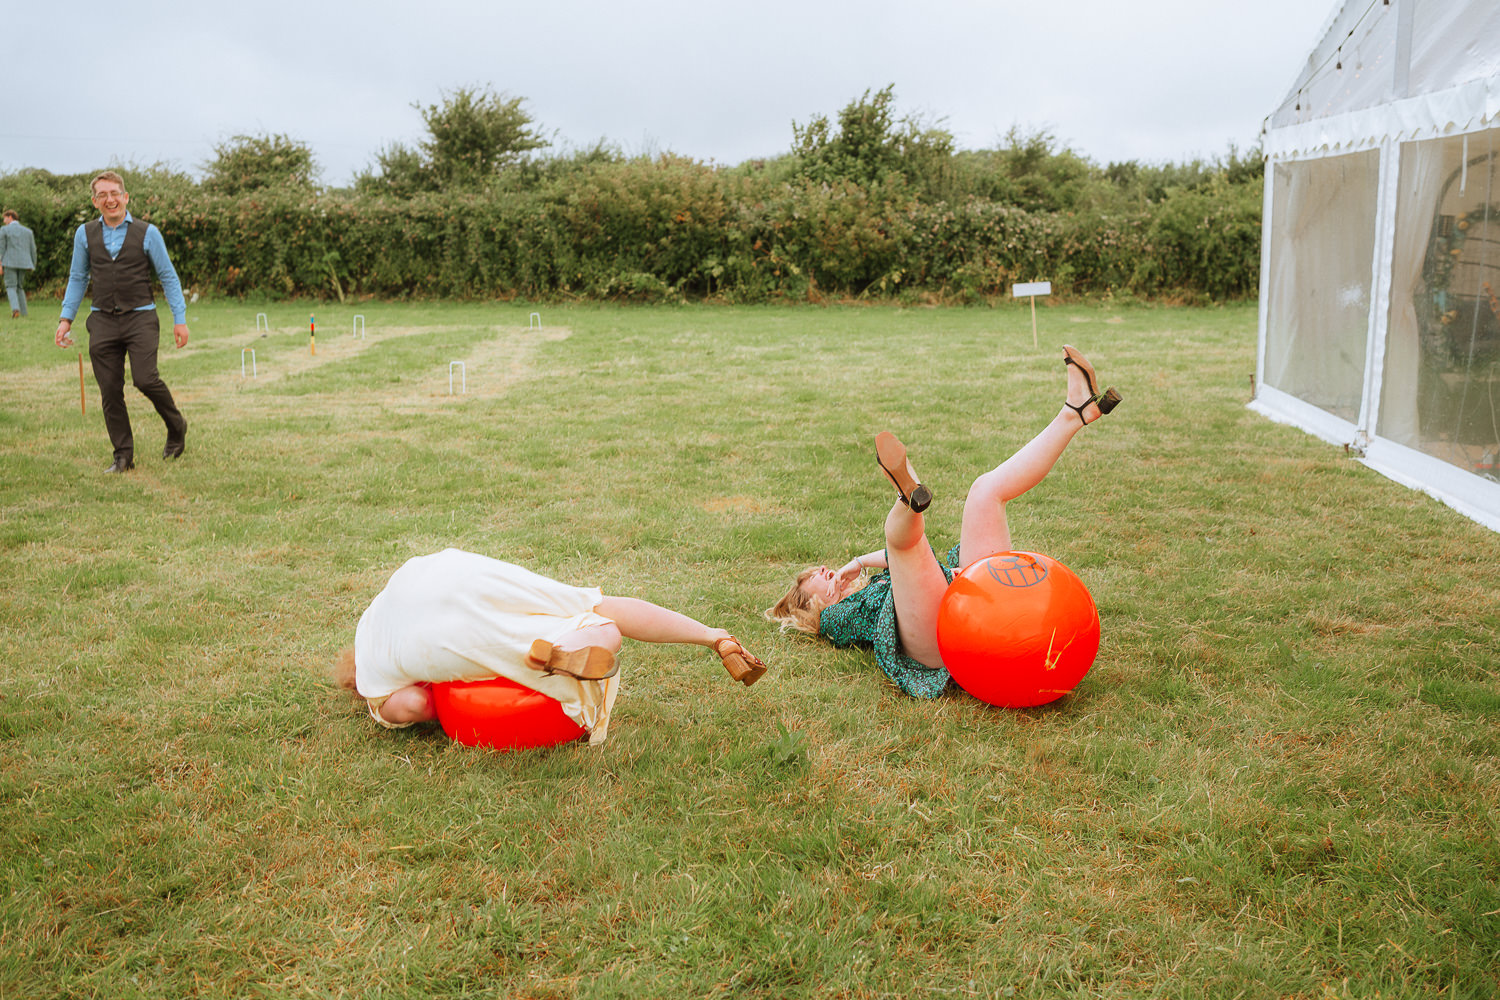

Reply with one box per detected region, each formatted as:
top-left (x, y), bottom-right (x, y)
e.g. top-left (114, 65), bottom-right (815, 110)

top-left (818, 543), bottom-right (961, 699)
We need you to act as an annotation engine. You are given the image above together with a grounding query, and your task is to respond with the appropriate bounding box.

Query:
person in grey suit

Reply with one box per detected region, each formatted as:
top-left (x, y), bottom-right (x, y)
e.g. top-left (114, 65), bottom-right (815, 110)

top-left (0, 209), bottom-right (38, 318)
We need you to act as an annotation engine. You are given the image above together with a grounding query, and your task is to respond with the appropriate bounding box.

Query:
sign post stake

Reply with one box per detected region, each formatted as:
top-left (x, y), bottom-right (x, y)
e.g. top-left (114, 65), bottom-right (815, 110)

top-left (1010, 281), bottom-right (1052, 348)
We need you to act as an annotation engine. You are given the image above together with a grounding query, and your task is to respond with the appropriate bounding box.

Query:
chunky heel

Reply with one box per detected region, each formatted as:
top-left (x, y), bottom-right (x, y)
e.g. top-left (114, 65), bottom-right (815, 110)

top-left (527, 639), bottom-right (619, 681)
top-left (1062, 345), bottom-right (1122, 425)
top-left (714, 637), bottom-right (767, 686)
top-left (874, 431), bottom-right (932, 512)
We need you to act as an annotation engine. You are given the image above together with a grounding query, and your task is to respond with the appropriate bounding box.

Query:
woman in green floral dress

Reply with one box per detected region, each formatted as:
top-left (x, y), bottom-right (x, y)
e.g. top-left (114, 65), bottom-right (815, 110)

top-left (766, 345), bottom-right (1121, 698)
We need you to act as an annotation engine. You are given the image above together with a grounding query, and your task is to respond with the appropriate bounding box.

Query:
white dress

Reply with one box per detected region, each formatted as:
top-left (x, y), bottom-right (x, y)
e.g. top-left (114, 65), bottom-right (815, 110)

top-left (355, 549), bottom-right (620, 742)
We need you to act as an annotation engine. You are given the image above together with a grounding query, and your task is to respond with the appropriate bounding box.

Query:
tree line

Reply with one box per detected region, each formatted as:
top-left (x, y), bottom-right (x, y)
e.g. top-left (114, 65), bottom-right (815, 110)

top-left (0, 86), bottom-right (1263, 304)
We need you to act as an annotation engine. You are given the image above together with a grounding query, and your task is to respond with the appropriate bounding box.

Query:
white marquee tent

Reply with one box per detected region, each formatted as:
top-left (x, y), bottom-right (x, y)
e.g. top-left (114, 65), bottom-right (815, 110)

top-left (1254, 0), bottom-right (1500, 531)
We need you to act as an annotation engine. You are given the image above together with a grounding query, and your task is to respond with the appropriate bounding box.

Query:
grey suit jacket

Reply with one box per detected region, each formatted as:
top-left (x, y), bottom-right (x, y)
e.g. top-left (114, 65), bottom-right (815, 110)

top-left (0, 222), bottom-right (38, 269)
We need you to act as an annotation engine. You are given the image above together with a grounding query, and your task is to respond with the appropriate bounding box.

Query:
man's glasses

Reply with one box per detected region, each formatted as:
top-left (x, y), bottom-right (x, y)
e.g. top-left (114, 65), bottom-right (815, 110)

top-left (92, 190), bottom-right (125, 202)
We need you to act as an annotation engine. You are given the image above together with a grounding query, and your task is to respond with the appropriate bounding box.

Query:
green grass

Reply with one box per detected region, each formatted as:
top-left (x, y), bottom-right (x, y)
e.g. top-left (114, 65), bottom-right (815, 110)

top-left (1, 299), bottom-right (1497, 999)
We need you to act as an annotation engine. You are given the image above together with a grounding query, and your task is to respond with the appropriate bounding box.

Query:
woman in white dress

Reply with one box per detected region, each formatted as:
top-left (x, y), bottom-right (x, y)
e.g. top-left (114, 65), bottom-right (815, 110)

top-left (334, 548), bottom-right (765, 742)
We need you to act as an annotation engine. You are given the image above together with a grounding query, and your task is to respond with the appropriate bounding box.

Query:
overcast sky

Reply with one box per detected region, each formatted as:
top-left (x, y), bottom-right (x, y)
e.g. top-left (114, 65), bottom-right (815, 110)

top-left (3, 0), bottom-right (1334, 187)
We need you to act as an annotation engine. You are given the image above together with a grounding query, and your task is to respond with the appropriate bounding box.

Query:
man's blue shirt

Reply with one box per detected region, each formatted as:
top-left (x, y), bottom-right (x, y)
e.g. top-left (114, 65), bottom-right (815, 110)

top-left (60, 212), bottom-right (188, 323)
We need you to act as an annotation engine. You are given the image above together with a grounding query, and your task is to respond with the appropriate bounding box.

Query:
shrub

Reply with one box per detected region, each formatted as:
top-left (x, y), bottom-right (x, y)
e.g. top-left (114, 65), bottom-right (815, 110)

top-left (1128, 177), bottom-right (1262, 300)
top-left (202, 133), bottom-right (318, 195)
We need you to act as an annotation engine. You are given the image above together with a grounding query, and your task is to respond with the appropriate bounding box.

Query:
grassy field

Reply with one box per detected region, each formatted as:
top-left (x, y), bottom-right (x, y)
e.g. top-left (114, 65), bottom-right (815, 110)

top-left (1, 299), bottom-right (1496, 999)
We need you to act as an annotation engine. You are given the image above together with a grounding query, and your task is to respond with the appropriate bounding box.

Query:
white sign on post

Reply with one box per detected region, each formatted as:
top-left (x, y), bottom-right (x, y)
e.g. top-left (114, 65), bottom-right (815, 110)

top-left (1011, 281), bottom-right (1053, 348)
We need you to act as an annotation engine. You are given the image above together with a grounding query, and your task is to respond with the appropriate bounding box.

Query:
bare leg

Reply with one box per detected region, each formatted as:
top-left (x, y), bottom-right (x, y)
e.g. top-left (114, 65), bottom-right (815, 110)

top-left (884, 498), bottom-right (953, 669)
top-left (543, 596), bottom-right (764, 684)
top-left (590, 596), bottom-right (729, 649)
top-left (543, 593), bottom-right (726, 661)
top-left (379, 684), bottom-right (437, 724)
top-left (553, 621), bottom-right (625, 655)
top-left (958, 358), bottom-right (1100, 565)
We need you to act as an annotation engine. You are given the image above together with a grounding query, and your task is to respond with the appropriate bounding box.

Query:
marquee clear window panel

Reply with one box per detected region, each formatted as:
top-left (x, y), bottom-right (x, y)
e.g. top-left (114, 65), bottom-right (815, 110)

top-left (1264, 152), bottom-right (1381, 423)
top-left (1382, 128), bottom-right (1500, 480)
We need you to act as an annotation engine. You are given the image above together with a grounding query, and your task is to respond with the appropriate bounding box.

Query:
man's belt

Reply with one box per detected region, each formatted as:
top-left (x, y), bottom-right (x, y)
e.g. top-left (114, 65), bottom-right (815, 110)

top-left (99, 301), bottom-right (155, 315)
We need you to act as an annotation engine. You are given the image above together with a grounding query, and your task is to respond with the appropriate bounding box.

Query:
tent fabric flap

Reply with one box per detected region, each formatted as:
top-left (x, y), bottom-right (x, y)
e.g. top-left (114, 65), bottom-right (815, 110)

top-left (1265, 76), bottom-right (1500, 160)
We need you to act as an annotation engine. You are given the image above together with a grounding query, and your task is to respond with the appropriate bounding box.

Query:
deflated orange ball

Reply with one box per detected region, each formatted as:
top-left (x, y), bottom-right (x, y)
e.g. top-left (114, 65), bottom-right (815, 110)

top-left (431, 676), bottom-right (586, 750)
top-left (936, 551), bottom-right (1099, 708)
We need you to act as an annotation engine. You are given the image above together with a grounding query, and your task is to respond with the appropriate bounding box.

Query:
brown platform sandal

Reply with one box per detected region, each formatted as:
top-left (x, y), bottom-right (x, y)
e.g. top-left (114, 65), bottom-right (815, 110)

top-left (714, 636), bottom-right (767, 686)
top-left (527, 639), bottom-right (619, 681)
top-left (1062, 344), bottom-right (1122, 425)
top-left (874, 431), bottom-right (932, 512)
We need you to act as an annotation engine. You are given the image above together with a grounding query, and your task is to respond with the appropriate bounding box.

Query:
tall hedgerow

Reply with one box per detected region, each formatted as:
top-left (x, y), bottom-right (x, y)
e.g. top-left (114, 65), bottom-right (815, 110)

top-left (0, 88), bottom-right (1266, 304)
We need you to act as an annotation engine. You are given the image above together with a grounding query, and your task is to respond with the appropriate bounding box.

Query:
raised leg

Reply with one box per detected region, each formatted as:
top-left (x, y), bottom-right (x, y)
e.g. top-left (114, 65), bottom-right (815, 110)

top-left (957, 408), bottom-right (1084, 564)
top-left (958, 349), bottom-right (1105, 565)
top-left (878, 443), bottom-right (955, 670)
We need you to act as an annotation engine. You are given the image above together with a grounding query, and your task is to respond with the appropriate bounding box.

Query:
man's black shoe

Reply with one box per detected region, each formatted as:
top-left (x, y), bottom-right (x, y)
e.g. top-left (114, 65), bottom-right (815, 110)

top-left (164, 417), bottom-right (187, 460)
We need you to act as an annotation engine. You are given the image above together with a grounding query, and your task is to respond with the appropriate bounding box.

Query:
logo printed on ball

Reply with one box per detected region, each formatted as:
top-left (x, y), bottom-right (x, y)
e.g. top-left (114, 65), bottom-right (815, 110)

top-left (984, 553), bottom-right (1049, 588)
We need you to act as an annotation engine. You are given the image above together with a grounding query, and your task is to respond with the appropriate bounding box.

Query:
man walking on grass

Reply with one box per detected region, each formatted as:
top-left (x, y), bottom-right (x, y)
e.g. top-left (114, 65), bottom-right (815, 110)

top-left (55, 171), bottom-right (190, 474)
top-left (0, 209), bottom-right (37, 319)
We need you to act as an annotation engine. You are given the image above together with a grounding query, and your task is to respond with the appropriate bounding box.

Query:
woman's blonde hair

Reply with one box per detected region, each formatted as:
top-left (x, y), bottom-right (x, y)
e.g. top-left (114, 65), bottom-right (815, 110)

top-left (765, 566), bottom-right (863, 634)
top-left (331, 648), bottom-right (359, 695)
